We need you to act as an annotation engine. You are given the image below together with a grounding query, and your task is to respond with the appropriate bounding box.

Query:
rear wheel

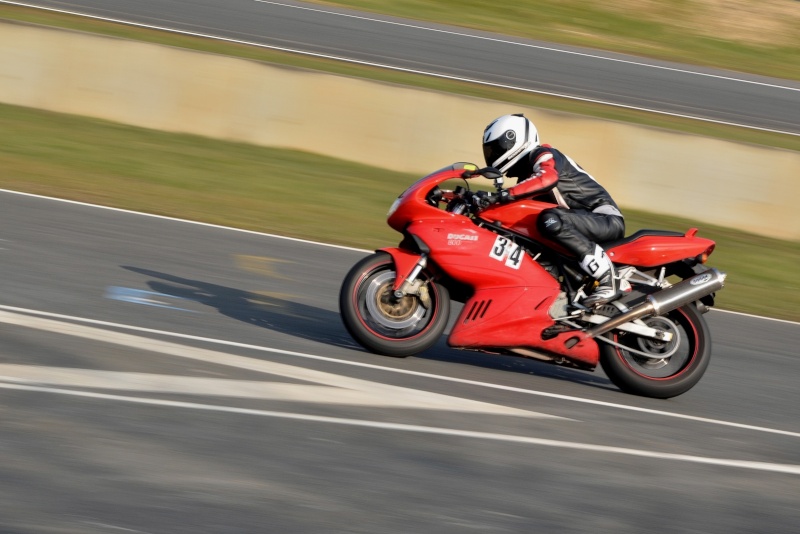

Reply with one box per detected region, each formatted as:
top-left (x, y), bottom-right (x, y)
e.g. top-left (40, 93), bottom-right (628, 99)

top-left (339, 252), bottom-right (450, 357)
top-left (599, 304), bottom-right (711, 398)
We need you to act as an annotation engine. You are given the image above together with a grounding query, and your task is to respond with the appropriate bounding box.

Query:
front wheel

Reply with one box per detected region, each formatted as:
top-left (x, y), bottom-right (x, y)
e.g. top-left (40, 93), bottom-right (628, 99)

top-left (339, 252), bottom-right (450, 357)
top-left (599, 304), bottom-right (711, 398)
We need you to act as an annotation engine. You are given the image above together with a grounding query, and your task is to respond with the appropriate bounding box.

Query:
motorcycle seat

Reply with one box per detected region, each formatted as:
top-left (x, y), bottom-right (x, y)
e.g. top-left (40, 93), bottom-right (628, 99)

top-left (603, 229), bottom-right (684, 249)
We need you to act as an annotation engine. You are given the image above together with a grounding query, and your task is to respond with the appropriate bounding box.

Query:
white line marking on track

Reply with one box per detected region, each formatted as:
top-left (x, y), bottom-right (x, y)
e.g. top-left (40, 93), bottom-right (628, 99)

top-left (0, 188), bottom-right (364, 252)
top-left (1, 0), bottom-right (796, 136)
top-left (1, 380), bottom-right (799, 475)
top-left (1, 305), bottom-right (798, 437)
top-left (253, 0), bottom-right (800, 92)
top-left (0, 310), bottom-right (554, 418)
top-left (0, 363), bottom-right (553, 415)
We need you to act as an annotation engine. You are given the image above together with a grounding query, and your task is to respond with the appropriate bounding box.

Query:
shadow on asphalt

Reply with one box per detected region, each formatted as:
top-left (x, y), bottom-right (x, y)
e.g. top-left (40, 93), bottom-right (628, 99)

top-left (123, 266), bottom-right (355, 350)
top-left (124, 266), bottom-right (615, 393)
top-left (419, 337), bottom-right (616, 392)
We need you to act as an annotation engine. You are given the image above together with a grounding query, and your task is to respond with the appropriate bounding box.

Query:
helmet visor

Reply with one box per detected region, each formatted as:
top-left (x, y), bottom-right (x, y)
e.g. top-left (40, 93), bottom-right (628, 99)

top-left (482, 130), bottom-right (516, 166)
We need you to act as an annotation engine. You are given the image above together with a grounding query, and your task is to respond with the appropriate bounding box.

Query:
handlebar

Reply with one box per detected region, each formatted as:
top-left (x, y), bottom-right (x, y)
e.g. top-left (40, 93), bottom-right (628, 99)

top-left (468, 190), bottom-right (498, 209)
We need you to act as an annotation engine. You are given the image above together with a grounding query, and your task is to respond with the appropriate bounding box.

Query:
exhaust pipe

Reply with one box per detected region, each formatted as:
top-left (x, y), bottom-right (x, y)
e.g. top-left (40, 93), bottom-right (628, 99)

top-left (565, 268), bottom-right (726, 347)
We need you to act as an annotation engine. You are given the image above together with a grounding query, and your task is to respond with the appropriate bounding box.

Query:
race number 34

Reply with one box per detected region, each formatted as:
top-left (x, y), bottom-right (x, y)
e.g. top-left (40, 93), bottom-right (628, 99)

top-left (489, 236), bottom-right (523, 269)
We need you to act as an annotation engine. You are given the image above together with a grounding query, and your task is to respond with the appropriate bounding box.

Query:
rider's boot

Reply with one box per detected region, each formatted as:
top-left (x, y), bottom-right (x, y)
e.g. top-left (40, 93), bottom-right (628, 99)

top-left (584, 272), bottom-right (617, 307)
top-left (579, 244), bottom-right (618, 307)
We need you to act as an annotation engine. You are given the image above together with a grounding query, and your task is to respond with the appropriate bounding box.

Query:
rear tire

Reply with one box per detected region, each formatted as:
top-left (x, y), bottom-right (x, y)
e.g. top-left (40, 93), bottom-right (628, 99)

top-left (339, 252), bottom-right (450, 357)
top-left (599, 304), bottom-right (711, 398)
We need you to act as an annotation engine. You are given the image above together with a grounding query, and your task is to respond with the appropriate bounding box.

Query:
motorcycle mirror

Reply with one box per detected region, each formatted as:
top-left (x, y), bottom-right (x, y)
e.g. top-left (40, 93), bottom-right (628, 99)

top-left (494, 175), bottom-right (505, 188)
top-left (479, 167), bottom-right (503, 181)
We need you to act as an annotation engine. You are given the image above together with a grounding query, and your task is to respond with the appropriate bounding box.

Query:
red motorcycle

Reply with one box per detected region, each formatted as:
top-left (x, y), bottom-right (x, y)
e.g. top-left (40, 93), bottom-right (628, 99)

top-left (339, 163), bottom-right (726, 398)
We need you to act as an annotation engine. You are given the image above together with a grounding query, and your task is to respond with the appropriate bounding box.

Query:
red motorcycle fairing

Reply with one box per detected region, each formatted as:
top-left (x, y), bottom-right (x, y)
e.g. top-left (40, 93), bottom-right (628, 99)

top-left (447, 286), bottom-right (599, 366)
top-left (387, 166), bottom-right (468, 235)
top-left (380, 217), bottom-right (600, 366)
top-left (409, 219), bottom-right (551, 287)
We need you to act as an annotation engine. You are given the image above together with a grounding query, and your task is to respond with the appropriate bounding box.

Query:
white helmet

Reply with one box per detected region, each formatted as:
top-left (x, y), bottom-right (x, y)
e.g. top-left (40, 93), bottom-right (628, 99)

top-left (482, 114), bottom-right (539, 174)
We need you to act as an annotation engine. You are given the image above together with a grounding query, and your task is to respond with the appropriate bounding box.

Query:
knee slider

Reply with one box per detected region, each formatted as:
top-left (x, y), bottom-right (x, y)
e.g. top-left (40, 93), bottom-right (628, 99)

top-left (538, 209), bottom-right (563, 237)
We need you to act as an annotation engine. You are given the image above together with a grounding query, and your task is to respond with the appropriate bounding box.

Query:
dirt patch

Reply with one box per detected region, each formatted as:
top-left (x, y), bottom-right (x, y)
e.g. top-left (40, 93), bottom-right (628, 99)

top-left (693, 0), bottom-right (799, 46)
top-left (604, 0), bottom-right (799, 47)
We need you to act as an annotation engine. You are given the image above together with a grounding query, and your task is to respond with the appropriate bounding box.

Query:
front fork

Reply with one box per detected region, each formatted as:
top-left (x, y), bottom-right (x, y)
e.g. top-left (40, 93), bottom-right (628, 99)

top-left (381, 248), bottom-right (432, 309)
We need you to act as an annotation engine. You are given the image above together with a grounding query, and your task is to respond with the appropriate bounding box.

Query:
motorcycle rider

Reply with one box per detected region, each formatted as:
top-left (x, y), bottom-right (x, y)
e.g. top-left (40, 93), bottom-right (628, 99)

top-left (481, 113), bottom-right (625, 306)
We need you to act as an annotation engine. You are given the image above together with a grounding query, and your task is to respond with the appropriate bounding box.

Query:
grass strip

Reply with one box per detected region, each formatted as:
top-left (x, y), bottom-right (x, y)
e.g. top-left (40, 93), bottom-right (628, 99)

top-left (2, 103), bottom-right (798, 322)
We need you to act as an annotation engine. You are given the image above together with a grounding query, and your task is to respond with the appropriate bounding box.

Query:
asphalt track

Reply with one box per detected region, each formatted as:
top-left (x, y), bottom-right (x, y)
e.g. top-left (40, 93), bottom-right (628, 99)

top-left (1, 190), bottom-right (799, 533)
top-left (4, 0), bottom-right (800, 135)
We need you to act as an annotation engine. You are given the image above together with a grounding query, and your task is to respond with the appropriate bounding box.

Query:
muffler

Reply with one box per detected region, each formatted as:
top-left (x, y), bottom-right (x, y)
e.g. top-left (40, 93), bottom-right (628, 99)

top-left (565, 268), bottom-right (726, 347)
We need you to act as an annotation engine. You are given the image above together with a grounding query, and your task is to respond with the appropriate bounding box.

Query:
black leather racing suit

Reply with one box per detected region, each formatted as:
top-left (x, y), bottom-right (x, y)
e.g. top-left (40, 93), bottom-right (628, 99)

top-left (506, 144), bottom-right (624, 260)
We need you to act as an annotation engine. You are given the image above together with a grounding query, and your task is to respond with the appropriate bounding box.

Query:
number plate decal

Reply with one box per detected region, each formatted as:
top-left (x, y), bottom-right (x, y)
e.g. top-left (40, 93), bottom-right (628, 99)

top-left (489, 236), bottom-right (523, 269)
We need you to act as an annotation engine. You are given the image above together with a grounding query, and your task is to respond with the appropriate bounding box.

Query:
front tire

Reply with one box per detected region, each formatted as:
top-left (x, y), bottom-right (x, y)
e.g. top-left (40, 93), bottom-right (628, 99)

top-left (339, 252), bottom-right (450, 357)
top-left (599, 304), bottom-right (711, 398)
